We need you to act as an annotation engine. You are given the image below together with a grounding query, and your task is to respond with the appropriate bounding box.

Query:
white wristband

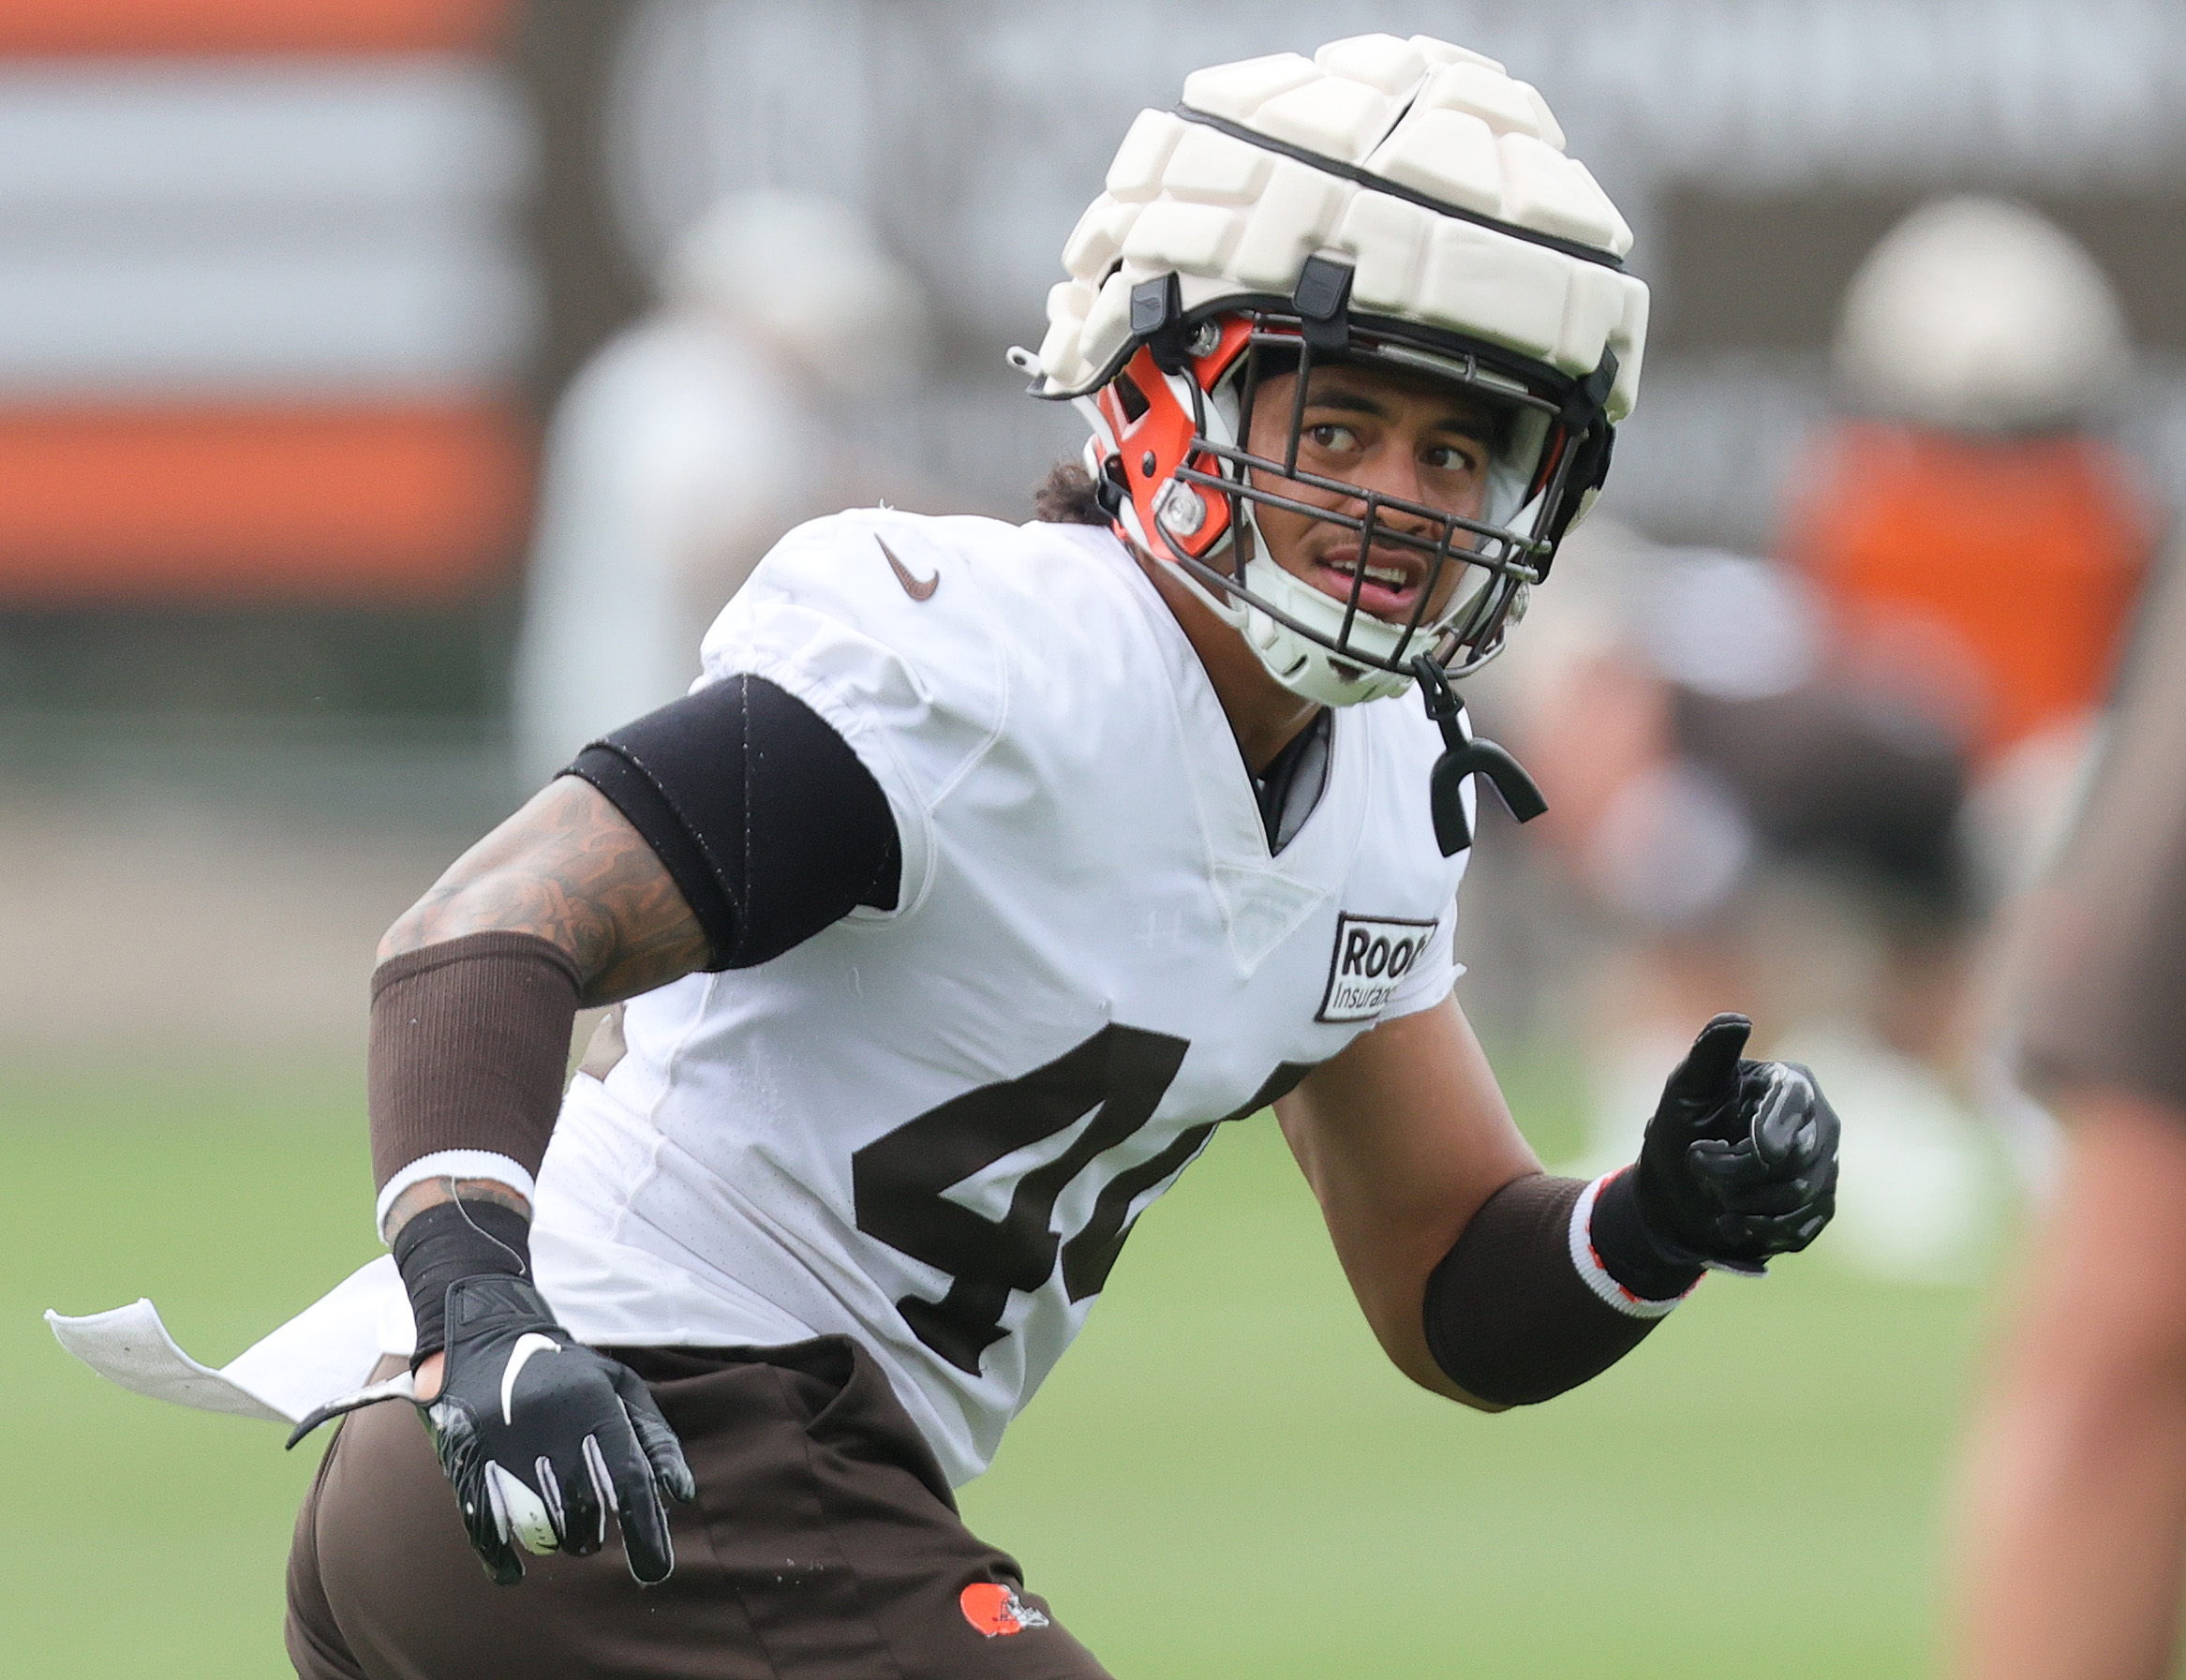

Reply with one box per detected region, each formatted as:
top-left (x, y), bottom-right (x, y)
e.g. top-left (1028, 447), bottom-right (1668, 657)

top-left (375, 1151), bottom-right (538, 1241)
top-left (1567, 1171), bottom-right (1694, 1320)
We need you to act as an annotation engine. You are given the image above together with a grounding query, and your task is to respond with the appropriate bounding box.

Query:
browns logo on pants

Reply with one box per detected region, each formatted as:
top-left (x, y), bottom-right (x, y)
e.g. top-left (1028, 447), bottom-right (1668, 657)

top-left (286, 1337), bottom-right (1109, 1680)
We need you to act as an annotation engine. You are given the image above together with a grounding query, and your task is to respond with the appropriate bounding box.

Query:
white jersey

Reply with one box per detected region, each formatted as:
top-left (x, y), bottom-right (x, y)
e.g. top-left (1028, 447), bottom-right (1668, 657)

top-left (529, 509), bottom-right (1470, 1485)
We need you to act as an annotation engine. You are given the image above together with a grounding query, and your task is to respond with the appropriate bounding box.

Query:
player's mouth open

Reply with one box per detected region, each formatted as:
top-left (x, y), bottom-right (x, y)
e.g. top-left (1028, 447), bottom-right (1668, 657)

top-left (1313, 548), bottom-right (1426, 618)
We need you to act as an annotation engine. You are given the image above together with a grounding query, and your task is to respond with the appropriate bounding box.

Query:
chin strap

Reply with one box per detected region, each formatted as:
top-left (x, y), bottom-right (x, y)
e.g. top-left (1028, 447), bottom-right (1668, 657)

top-left (1411, 656), bottom-right (1548, 856)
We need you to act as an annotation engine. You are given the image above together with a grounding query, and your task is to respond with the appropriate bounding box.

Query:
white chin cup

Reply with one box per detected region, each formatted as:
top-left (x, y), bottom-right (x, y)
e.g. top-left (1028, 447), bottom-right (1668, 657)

top-left (1239, 495), bottom-right (1510, 705)
top-left (1237, 557), bottom-right (1416, 705)
top-left (1158, 496), bottom-right (1474, 707)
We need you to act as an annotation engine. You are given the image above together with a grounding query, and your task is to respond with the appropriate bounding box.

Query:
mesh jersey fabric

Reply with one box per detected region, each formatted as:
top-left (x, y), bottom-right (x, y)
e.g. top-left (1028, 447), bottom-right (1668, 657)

top-left (528, 510), bottom-right (1471, 1485)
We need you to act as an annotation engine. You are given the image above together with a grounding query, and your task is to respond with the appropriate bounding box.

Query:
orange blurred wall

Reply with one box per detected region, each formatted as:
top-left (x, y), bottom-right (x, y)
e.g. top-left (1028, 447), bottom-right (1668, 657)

top-left (0, 0), bottom-right (508, 55)
top-left (0, 405), bottom-right (530, 606)
top-left (0, 0), bottom-right (528, 607)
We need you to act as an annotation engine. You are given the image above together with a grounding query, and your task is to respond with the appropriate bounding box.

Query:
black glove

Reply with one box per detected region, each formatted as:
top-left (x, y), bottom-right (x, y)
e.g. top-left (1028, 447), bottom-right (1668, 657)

top-left (286, 1200), bottom-right (696, 1586)
top-left (1595, 1013), bottom-right (1839, 1293)
top-left (426, 1271), bottom-right (695, 1585)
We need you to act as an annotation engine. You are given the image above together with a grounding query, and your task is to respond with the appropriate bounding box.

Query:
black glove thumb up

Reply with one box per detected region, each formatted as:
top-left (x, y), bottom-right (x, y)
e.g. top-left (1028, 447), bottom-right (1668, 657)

top-left (1655, 1013), bottom-right (1753, 1142)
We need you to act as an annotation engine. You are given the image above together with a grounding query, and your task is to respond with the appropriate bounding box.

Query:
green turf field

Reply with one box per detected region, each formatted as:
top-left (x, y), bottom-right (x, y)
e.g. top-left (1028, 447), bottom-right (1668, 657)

top-left (9, 1051), bottom-right (2000, 1677)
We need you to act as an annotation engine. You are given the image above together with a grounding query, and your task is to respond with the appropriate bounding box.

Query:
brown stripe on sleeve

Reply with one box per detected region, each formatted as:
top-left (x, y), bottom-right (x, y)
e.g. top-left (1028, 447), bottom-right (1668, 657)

top-left (1422, 1172), bottom-right (1667, 1406)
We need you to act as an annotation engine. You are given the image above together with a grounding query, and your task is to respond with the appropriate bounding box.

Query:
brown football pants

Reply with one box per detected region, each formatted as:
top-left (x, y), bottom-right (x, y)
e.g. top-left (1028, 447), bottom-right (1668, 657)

top-left (285, 1336), bottom-right (1111, 1680)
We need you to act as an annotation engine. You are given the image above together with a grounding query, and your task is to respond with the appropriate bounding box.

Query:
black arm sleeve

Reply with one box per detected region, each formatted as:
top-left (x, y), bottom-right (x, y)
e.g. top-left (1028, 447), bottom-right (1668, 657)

top-left (561, 674), bottom-right (901, 973)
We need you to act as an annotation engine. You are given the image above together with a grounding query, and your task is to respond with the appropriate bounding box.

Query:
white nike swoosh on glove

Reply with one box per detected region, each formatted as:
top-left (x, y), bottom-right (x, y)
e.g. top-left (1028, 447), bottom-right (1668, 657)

top-left (502, 1332), bottom-right (559, 1425)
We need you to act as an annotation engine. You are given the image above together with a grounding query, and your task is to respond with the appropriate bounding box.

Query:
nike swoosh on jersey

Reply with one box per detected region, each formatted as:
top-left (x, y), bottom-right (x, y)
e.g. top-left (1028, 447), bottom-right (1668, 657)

top-left (502, 1332), bottom-right (559, 1424)
top-left (877, 535), bottom-right (938, 601)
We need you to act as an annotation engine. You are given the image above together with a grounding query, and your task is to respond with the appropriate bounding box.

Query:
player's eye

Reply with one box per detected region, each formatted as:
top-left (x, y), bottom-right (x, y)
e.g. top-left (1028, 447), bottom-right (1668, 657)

top-left (1422, 441), bottom-right (1482, 474)
top-left (1303, 422), bottom-right (1362, 456)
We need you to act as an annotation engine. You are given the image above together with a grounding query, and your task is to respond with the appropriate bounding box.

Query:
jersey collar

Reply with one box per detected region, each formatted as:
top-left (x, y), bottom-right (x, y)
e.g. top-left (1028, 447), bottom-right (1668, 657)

top-left (1087, 528), bottom-right (1366, 973)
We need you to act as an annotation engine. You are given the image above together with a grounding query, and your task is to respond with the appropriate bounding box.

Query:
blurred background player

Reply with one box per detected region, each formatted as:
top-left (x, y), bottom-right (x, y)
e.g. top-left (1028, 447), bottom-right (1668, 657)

top-left (512, 188), bottom-right (935, 787)
top-left (1949, 550), bottom-right (2186, 1680)
top-left (1473, 192), bottom-right (2156, 1281)
top-left (1796, 196), bottom-right (2155, 1197)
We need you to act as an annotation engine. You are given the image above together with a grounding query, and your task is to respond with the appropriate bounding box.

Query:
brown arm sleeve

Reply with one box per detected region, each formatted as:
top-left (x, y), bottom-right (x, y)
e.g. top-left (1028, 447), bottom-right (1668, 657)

top-left (368, 931), bottom-right (582, 1194)
top-left (1422, 1172), bottom-right (1676, 1406)
top-left (2021, 552), bottom-right (2186, 1112)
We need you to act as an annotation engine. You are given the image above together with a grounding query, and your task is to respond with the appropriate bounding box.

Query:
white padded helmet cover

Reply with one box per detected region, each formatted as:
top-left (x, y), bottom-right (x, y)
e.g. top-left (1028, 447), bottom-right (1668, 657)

top-left (1037, 34), bottom-right (1648, 423)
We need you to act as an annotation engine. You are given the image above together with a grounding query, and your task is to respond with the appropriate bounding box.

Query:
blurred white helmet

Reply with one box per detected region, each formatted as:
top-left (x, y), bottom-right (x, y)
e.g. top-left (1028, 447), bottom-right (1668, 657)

top-left (665, 189), bottom-right (928, 392)
top-left (1834, 196), bottom-right (2129, 433)
top-left (1019, 33), bottom-right (1649, 706)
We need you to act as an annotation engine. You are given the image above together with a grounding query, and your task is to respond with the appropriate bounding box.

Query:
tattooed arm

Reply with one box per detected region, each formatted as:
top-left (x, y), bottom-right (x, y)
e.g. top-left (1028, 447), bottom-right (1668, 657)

top-left (375, 691), bottom-right (900, 1411)
top-left (379, 778), bottom-right (711, 1395)
top-left (379, 776), bottom-right (709, 1004)
top-left (378, 778), bottom-right (707, 1241)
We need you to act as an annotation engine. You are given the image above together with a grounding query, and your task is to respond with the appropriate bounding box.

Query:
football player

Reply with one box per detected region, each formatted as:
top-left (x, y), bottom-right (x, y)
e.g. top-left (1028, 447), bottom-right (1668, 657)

top-left (282, 35), bottom-right (1838, 1679)
top-left (1951, 542), bottom-right (2186, 1678)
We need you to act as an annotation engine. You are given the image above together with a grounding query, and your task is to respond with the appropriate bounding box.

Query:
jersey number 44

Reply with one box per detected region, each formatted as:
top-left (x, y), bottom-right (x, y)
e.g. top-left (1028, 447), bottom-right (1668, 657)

top-left (852, 1023), bottom-right (1308, 1374)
